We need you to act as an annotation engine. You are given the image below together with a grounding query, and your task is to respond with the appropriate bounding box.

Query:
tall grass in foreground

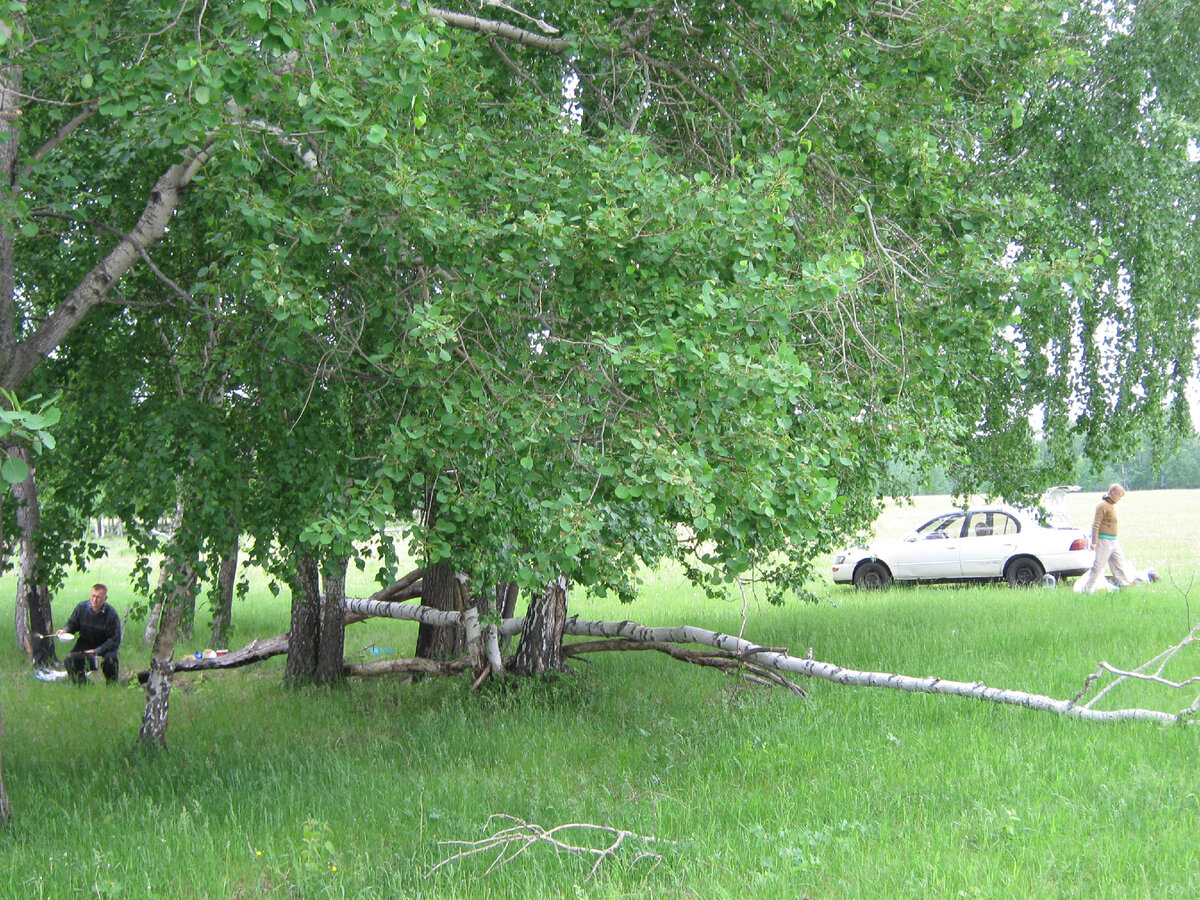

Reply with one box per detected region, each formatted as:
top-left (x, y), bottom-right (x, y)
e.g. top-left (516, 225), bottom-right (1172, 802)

top-left (0, 490), bottom-right (1198, 898)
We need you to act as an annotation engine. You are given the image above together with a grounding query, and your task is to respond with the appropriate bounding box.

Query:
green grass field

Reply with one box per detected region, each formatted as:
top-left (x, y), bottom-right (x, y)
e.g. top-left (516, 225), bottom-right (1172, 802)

top-left (1, 489), bottom-right (1198, 898)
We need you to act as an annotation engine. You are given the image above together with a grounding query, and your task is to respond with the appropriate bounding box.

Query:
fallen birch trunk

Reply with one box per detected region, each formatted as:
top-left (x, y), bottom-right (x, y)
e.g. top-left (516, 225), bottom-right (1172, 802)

top-left (135, 634), bottom-right (290, 682)
top-left (556, 616), bottom-right (1200, 725)
top-left (137, 597), bottom-right (1200, 725)
top-left (345, 657), bottom-right (473, 678)
top-left (347, 601), bottom-right (1200, 725)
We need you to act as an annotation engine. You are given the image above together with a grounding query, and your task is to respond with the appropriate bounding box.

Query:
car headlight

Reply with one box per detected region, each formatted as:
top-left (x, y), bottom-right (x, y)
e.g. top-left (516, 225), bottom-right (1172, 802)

top-left (833, 554), bottom-right (846, 565)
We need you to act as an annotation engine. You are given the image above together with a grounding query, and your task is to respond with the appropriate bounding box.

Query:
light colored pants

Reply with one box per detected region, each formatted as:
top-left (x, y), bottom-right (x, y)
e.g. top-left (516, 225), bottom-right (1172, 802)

top-left (1080, 538), bottom-right (1134, 593)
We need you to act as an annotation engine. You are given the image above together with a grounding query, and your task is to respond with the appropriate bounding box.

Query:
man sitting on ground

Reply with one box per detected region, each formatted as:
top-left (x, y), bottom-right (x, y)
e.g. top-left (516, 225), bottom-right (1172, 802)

top-left (57, 583), bottom-right (122, 684)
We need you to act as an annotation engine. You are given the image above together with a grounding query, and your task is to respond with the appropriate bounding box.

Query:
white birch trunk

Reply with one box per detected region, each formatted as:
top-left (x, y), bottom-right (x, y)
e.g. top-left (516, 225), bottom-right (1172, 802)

top-left (340, 599), bottom-right (1200, 725)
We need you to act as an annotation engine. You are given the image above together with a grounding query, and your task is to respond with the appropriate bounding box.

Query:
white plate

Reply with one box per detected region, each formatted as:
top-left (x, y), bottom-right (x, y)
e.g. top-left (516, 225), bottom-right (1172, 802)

top-left (56, 632), bottom-right (73, 642)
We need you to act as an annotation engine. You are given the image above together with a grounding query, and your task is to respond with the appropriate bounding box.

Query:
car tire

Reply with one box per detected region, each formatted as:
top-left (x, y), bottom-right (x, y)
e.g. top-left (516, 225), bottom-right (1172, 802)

top-left (1006, 556), bottom-right (1045, 588)
top-left (854, 561), bottom-right (892, 591)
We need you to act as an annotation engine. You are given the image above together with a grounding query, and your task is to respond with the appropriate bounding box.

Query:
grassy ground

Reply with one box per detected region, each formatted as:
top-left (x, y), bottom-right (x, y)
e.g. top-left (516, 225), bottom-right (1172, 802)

top-left (0, 489), bottom-right (1197, 898)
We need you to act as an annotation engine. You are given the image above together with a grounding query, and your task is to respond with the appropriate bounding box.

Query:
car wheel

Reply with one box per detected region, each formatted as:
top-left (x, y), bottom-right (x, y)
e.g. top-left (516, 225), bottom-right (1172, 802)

top-left (854, 561), bottom-right (892, 591)
top-left (1006, 556), bottom-right (1045, 588)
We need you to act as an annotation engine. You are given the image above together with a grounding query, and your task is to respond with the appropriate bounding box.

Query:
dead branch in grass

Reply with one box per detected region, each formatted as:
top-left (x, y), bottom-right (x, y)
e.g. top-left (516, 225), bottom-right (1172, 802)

top-left (1077, 621), bottom-right (1200, 717)
top-left (429, 814), bottom-right (671, 881)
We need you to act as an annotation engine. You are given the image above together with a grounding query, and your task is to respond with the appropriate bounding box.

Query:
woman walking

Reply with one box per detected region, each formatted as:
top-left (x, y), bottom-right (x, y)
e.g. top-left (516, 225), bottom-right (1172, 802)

top-left (1078, 484), bottom-right (1136, 593)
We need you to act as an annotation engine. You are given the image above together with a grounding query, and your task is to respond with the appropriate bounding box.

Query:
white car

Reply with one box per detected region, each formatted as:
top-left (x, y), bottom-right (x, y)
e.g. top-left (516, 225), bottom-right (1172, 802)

top-left (831, 487), bottom-right (1093, 590)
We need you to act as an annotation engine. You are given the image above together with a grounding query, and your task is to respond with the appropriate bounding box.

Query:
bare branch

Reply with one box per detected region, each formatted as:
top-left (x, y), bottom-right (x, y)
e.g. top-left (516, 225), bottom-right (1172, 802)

top-left (430, 815), bottom-right (670, 881)
top-left (1082, 621), bottom-right (1200, 711)
top-left (486, 38), bottom-right (550, 101)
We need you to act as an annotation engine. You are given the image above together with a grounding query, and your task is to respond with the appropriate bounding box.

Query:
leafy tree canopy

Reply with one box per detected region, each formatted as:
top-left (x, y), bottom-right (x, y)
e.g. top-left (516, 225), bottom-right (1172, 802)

top-left (2, 0), bottom-right (1196, 604)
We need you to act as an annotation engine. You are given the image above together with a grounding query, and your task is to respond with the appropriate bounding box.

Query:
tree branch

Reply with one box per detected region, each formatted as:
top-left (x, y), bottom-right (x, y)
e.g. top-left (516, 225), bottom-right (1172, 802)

top-left (13, 102), bottom-right (100, 190)
top-left (2, 137), bottom-right (218, 391)
top-left (564, 638), bottom-right (808, 696)
top-left (428, 7), bottom-right (568, 53)
top-left (430, 815), bottom-right (669, 881)
top-left (30, 210), bottom-right (195, 305)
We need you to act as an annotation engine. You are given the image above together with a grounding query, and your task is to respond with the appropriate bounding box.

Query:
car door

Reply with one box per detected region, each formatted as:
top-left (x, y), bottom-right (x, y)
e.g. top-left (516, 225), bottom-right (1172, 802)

top-left (959, 511), bottom-right (1019, 577)
top-left (892, 512), bottom-right (966, 579)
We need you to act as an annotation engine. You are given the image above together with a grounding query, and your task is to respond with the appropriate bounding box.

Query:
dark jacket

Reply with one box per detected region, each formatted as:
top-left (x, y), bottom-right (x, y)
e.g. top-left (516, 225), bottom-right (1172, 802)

top-left (64, 601), bottom-right (122, 657)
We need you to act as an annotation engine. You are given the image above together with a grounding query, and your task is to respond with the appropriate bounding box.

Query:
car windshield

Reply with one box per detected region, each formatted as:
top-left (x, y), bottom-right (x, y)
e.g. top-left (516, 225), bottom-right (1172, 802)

top-left (913, 513), bottom-right (965, 540)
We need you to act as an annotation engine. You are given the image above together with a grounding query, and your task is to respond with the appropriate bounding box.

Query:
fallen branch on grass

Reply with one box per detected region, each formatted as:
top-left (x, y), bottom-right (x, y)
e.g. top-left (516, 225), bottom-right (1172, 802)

top-left (563, 638), bottom-right (808, 697)
top-left (344, 656), bottom-right (473, 678)
top-left (135, 634), bottom-right (290, 683)
top-left (1073, 620), bottom-right (1200, 717)
top-left (429, 814), bottom-right (670, 881)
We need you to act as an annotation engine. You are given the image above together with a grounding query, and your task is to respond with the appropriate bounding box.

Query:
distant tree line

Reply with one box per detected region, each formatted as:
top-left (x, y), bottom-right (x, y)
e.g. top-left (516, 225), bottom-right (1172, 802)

top-left (888, 433), bottom-right (1200, 496)
top-left (1076, 435), bottom-right (1200, 492)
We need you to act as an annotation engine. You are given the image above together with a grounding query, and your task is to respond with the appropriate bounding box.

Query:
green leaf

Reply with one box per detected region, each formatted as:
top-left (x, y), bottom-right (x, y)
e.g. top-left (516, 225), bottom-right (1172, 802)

top-left (1, 457), bottom-right (29, 485)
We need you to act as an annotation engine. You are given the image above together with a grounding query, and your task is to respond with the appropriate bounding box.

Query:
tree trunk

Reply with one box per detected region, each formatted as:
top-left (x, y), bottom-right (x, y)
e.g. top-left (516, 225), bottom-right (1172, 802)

top-left (142, 571), bottom-right (166, 648)
top-left (0, 705), bottom-right (10, 824)
top-left (209, 536), bottom-right (239, 647)
top-left (285, 554), bottom-right (320, 685)
top-left (9, 448), bottom-right (56, 666)
top-left (1, 48), bottom-right (21, 823)
top-left (468, 583), bottom-right (511, 677)
top-left (0, 43), bottom-right (21, 381)
top-left (496, 580), bottom-right (519, 654)
top-left (138, 556), bottom-right (195, 749)
top-left (143, 500), bottom-right (187, 647)
top-left (414, 561), bottom-right (465, 660)
top-left (178, 582), bottom-right (197, 641)
top-left (498, 581), bottom-right (519, 619)
top-left (513, 574), bottom-right (569, 676)
top-left (315, 558), bottom-right (346, 686)
top-left (24, 585), bottom-right (53, 667)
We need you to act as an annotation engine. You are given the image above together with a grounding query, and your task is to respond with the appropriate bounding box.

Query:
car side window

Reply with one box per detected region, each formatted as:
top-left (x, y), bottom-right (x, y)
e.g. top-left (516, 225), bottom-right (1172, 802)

top-left (968, 512), bottom-right (1019, 537)
top-left (994, 513), bottom-right (1019, 536)
top-left (918, 513), bottom-right (965, 540)
top-left (968, 513), bottom-right (992, 537)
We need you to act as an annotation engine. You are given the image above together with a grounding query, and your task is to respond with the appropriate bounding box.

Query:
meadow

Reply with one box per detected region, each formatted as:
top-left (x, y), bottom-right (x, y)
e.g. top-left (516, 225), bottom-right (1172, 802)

top-left (0, 489), bottom-right (1198, 898)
